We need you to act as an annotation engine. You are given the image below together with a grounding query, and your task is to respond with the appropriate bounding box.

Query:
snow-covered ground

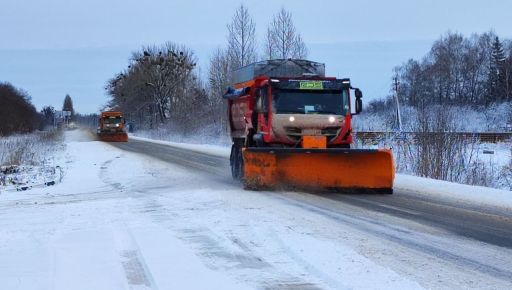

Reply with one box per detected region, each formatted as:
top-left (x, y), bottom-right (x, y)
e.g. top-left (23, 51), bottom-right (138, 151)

top-left (1, 130), bottom-right (511, 289)
top-left (0, 130), bottom-right (251, 290)
top-left (0, 130), bottom-right (424, 289)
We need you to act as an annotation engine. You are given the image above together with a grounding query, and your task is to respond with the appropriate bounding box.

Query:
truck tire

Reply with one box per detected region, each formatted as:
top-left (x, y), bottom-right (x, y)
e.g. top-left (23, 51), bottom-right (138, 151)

top-left (230, 144), bottom-right (244, 180)
top-left (230, 145), bottom-right (238, 179)
top-left (236, 149), bottom-right (244, 180)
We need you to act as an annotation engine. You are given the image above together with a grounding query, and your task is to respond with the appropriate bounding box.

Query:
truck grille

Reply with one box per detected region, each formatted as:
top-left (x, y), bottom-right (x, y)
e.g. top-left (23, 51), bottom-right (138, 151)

top-left (285, 126), bottom-right (341, 142)
top-left (321, 127), bottom-right (341, 136)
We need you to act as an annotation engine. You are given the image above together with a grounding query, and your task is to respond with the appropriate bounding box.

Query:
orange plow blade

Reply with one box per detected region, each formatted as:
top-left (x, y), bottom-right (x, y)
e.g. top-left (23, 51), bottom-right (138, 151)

top-left (243, 148), bottom-right (395, 193)
top-left (97, 133), bottom-right (128, 142)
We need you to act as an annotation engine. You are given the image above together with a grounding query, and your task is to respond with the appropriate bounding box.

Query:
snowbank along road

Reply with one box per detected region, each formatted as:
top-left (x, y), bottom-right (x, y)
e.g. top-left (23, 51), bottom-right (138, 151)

top-left (1, 129), bottom-right (511, 290)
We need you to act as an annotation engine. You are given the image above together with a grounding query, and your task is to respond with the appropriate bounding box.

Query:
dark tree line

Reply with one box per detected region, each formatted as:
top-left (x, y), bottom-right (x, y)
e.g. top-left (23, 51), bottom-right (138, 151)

top-left (0, 82), bottom-right (76, 135)
top-left (395, 32), bottom-right (512, 107)
top-left (0, 82), bottom-right (42, 136)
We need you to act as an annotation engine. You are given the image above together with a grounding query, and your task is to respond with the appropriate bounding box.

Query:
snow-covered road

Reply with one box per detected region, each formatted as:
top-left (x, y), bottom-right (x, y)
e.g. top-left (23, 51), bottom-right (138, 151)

top-left (1, 130), bottom-right (511, 289)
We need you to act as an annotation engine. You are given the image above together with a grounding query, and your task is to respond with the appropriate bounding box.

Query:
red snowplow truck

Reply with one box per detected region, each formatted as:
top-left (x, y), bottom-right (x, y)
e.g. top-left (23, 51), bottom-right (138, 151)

top-left (224, 59), bottom-right (395, 193)
top-left (97, 111), bottom-right (128, 142)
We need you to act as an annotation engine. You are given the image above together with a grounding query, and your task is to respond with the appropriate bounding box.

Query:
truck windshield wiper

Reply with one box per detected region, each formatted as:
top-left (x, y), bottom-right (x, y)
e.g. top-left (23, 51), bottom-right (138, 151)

top-left (307, 110), bottom-right (338, 114)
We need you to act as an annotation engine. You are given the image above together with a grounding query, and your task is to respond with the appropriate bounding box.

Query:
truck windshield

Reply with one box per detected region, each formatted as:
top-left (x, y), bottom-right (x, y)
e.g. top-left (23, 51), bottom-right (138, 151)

top-left (273, 89), bottom-right (349, 115)
top-left (103, 117), bottom-right (123, 124)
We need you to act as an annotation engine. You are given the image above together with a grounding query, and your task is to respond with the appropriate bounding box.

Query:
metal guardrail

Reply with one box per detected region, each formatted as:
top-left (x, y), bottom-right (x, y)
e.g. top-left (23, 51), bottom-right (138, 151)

top-left (354, 131), bottom-right (512, 143)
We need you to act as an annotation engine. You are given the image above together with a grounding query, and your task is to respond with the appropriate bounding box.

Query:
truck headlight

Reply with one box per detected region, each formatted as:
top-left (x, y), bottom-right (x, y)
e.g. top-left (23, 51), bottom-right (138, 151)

top-left (289, 116), bottom-right (295, 122)
top-left (328, 116), bottom-right (335, 123)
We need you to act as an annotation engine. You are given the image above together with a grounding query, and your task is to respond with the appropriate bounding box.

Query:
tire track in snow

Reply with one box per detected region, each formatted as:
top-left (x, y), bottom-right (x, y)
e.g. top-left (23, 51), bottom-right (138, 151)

top-left (136, 195), bottom-right (327, 290)
top-left (113, 225), bottom-right (159, 290)
top-left (99, 156), bottom-right (125, 191)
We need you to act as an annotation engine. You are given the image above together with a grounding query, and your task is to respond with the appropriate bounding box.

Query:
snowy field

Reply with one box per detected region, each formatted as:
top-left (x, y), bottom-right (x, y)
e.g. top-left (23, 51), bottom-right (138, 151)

top-left (1, 130), bottom-right (511, 289)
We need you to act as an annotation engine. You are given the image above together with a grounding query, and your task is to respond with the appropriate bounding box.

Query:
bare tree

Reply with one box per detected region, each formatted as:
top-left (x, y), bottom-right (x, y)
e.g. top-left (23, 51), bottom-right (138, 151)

top-left (263, 27), bottom-right (276, 60)
top-left (106, 42), bottom-right (197, 129)
top-left (209, 48), bottom-right (231, 95)
top-left (293, 34), bottom-right (308, 59)
top-left (227, 4), bottom-right (257, 69)
top-left (264, 7), bottom-right (308, 60)
top-left (208, 48), bottom-right (231, 134)
top-left (394, 31), bottom-right (512, 107)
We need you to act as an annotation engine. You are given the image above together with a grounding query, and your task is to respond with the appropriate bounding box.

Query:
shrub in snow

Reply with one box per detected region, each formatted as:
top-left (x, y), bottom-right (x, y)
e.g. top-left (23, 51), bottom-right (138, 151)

top-left (354, 104), bottom-right (511, 190)
top-left (0, 130), bottom-right (63, 191)
top-left (0, 131), bottom-right (62, 166)
top-left (499, 148), bottom-right (512, 190)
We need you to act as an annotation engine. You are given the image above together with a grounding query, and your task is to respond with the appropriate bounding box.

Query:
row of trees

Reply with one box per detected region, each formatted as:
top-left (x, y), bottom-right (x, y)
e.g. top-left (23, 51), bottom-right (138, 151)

top-left (0, 82), bottom-right (42, 135)
top-left (207, 6), bottom-right (307, 134)
top-left (360, 32), bottom-right (512, 188)
top-left (106, 5), bottom-right (308, 136)
top-left (0, 81), bottom-right (78, 136)
top-left (395, 32), bottom-right (512, 107)
top-left (224, 5), bottom-right (307, 69)
top-left (105, 43), bottom-right (214, 133)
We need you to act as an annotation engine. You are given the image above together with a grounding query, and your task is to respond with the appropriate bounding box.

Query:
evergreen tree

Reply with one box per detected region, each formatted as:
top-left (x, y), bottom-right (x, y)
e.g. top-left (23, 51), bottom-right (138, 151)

top-left (504, 42), bottom-right (512, 101)
top-left (62, 94), bottom-right (75, 119)
top-left (488, 36), bottom-right (506, 102)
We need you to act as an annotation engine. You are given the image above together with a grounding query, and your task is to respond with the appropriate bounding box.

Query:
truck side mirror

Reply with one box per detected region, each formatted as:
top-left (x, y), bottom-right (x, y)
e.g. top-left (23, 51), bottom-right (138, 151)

top-left (354, 88), bottom-right (363, 114)
top-left (355, 98), bottom-right (362, 114)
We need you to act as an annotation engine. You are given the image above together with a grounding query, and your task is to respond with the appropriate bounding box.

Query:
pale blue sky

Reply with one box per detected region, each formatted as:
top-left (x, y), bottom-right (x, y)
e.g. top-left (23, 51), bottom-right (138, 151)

top-left (1, 0), bottom-right (511, 113)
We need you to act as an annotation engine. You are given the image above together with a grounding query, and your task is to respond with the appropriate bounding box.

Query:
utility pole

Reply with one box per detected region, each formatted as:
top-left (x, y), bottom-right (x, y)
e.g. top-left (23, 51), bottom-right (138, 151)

top-left (393, 75), bottom-right (403, 132)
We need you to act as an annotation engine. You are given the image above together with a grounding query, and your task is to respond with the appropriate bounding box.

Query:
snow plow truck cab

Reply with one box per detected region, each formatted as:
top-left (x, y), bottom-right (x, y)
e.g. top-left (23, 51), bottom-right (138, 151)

top-left (97, 111), bottom-right (128, 142)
